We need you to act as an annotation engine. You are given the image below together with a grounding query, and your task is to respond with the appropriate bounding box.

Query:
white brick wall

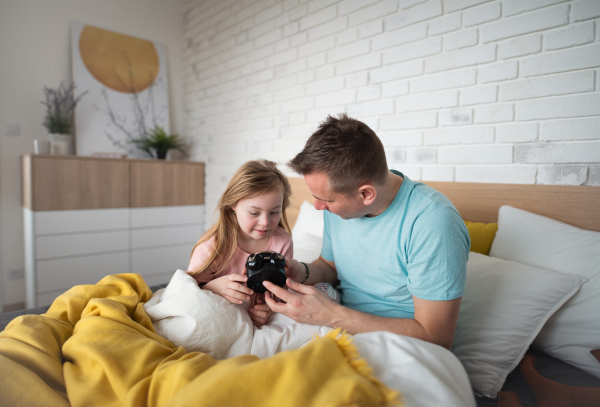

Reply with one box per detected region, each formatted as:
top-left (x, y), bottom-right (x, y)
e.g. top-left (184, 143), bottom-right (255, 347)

top-left (181, 0), bottom-right (600, 216)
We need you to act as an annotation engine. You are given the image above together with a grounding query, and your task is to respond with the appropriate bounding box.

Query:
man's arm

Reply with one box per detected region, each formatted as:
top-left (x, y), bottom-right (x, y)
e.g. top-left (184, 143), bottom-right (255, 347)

top-left (330, 294), bottom-right (461, 349)
top-left (285, 256), bottom-right (338, 286)
top-left (263, 278), bottom-right (461, 350)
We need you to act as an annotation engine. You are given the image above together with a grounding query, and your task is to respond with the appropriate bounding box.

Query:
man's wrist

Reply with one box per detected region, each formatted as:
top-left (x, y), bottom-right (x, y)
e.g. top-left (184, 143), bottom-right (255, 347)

top-left (300, 262), bottom-right (310, 283)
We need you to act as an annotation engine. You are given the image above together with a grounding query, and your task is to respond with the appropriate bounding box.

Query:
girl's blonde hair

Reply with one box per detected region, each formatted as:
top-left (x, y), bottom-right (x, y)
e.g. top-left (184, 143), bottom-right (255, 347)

top-left (189, 159), bottom-right (292, 278)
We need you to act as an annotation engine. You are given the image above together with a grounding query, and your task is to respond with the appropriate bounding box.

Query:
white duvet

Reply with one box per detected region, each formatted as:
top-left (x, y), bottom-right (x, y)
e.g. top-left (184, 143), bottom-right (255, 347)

top-left (144, 270), bottom-right (475, 407)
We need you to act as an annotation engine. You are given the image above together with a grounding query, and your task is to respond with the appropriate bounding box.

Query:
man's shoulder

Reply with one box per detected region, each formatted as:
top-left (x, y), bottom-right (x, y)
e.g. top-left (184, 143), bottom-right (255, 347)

top-left (391, 175), bottom-right (463, 228)
top-left (404, 179), bottom-right (455, 211)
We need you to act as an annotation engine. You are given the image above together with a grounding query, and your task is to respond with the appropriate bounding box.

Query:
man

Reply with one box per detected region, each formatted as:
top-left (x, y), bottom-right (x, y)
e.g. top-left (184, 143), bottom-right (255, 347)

top-left (264, 114), bottom-right (470, 350)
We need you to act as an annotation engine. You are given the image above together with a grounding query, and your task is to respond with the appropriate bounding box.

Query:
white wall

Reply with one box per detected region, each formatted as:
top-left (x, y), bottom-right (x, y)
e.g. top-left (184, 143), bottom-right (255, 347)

top-left (181, 0), bottom-right (600, 221)
top-left (0, 0), bottom-right (186, 308)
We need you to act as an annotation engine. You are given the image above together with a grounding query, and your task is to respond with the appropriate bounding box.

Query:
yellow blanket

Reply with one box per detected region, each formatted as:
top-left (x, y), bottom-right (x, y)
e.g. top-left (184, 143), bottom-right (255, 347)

top-left (0, 274), bottom-right (401, 407)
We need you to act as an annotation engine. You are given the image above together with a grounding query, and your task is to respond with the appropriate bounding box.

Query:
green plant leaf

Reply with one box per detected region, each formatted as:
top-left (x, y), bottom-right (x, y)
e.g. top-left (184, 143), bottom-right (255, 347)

top-left (41, 82), bottom-right (87, 134)
top-left (129, 125), bottom-right (188, 158)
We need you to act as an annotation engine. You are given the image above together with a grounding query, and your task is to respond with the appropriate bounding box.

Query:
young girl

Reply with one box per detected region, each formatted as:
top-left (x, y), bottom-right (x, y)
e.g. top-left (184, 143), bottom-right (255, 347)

top-left (187, 159), bottom-right (294, 327)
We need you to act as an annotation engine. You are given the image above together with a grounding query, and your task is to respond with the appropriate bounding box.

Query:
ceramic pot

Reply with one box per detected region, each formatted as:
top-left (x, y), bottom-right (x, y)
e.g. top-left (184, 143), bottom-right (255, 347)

top-left (49, 133), bottom-right (71, 155)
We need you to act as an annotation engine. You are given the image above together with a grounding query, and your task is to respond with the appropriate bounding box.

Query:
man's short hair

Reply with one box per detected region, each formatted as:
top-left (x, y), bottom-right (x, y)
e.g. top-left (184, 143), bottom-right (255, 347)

top-left (288, 113), bottom-right (389, 195)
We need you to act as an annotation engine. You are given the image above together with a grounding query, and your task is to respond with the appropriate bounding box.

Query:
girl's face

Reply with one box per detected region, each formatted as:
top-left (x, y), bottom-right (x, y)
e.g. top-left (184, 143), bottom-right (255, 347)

top-left (233, 189), bottom-right (283, 243)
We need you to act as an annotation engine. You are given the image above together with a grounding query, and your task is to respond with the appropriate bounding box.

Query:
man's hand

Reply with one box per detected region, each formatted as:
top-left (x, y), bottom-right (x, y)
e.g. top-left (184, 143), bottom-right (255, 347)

top-left (265, 279), bottom-right (461, 350)
top-left (284, 256), bottom-right (339, 286)
top-left (263, 278), bottom-right (340, 326)
top-left (248, 293), bottom-right (272, 327)
top-left (202, 273), bottom-right (253, 304)
top-left (284, 258), bottom-right (306, 283)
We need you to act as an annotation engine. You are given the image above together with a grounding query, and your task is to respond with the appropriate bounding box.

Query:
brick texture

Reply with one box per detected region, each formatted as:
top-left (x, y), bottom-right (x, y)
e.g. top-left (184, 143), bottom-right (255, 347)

top-left (181, 0), bottom-right (600, 216)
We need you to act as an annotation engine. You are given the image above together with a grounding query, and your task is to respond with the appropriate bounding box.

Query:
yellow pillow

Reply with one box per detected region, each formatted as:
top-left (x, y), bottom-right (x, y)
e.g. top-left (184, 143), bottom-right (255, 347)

top-left (464, 221), bottom-right (498, 255)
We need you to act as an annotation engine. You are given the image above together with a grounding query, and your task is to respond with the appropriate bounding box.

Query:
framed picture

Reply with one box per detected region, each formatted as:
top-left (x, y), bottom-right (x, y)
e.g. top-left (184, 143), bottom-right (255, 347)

top-left (71, 22), bottom-right (170, 157)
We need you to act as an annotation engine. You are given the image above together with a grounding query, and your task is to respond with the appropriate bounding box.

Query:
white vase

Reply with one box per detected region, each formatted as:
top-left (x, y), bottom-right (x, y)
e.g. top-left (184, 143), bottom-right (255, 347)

top-left (49, 133), bottom-right (71, 155)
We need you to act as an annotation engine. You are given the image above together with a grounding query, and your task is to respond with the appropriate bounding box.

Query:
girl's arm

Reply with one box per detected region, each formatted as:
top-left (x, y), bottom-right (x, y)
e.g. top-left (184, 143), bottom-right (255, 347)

top-left (187, 241), bottom-right (213, 285)
top-left (189, 241), bottom-right (254, 304)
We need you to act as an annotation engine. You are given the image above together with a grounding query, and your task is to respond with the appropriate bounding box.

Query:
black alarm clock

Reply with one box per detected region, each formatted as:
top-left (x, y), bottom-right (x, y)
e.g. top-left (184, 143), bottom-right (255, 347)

top-left (245, 251), bottom-right (287, 293)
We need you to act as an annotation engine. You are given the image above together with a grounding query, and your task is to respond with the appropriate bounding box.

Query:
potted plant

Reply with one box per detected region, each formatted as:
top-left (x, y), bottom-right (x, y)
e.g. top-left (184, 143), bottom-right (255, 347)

top-left (41, 82), bottom-right (87, 155)
top-left (131, 125), bottom-right (187, 159)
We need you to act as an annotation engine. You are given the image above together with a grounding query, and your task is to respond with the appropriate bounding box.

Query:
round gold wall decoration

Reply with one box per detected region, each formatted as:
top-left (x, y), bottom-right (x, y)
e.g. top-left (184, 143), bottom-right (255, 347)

top-left (79, 25), bottom-right (159, 94)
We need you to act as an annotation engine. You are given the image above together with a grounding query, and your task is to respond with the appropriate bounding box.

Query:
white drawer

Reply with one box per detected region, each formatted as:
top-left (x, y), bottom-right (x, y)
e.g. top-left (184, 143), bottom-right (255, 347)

top-left (35, 230), bottom-right (129, 259)
top-left (131, 245), bottom-right (191, 277)
top-left (131, 224), bottom-right (201, 249)
top-left (36, 252), bottom-right (130, 293)
top-left (131, 205), bottom-right (204, 228)
top-left (34, 209), bottom-right (129, 235)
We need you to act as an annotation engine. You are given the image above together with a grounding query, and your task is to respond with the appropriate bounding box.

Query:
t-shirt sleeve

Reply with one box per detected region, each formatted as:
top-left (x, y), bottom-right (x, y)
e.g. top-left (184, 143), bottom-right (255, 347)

top-left (320, 211), bottom-right (334, 262)
top-left (187, 239), bottom-right (214, 284)
top-left (406, 205), bottom-right (469, 301)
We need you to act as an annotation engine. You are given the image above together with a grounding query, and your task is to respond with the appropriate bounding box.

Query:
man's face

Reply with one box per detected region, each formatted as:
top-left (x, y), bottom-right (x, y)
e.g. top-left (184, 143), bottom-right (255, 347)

top-left (304, 172), bottom-right (365, 220)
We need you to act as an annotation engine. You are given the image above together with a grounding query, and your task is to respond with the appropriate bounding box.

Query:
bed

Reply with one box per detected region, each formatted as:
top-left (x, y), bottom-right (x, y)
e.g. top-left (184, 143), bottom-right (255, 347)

top-left (1, 178), bottom-right (599, 407)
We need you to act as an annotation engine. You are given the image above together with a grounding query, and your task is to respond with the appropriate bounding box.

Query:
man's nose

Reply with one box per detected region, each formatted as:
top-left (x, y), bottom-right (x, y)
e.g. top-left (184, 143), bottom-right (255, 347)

top-left (314, 200), bottom-right (327, 211)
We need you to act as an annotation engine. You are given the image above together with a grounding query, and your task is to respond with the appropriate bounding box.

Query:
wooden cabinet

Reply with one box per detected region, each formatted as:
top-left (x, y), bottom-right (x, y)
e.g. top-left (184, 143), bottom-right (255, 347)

top-left (130, 160), bottom-right (205, 207)
top-left (22, 155), bottom-right (130, 210)
top-left (22, 155), bottom-right (206, 307)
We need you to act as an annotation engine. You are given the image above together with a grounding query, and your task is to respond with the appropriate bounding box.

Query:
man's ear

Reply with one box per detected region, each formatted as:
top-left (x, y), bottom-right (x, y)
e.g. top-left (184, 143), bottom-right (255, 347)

top-left (358, 185), bottom-right (376, 205)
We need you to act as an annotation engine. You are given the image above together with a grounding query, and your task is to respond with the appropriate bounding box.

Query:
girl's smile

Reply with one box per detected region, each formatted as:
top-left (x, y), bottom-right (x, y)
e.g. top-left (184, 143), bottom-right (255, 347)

top-left (233, 189), bottom-right (284, 252)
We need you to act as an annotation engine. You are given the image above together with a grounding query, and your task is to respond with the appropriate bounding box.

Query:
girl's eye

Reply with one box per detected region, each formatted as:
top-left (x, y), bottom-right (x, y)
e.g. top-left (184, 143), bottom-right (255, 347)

top-left (270, 211), bottom-right (280, 215)
top-left (249, 212), bottom-right (259, 216)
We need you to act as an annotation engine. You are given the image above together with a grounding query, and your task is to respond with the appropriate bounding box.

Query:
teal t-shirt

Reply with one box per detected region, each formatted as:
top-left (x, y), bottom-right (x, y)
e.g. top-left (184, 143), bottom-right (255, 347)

top-left (321, 172), bottom-right (470, 318)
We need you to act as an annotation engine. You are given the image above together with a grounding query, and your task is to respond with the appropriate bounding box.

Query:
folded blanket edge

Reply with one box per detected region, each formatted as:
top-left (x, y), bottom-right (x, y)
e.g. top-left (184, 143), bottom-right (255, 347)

top-left (323, 328), bottom-right (403, 406)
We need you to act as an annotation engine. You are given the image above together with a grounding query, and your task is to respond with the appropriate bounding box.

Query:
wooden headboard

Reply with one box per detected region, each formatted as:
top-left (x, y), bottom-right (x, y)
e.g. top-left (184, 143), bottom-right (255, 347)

top-left (287, 177), bottom-right (315, 228)
top-left (288, 177), bottom-right (600, 232)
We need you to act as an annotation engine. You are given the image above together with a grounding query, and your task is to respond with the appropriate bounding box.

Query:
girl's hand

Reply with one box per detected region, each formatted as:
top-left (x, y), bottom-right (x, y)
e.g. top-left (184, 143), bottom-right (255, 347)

top-left (284, 258), bottom-right (306, 283)
top-left (249, 293), bottom-right (273, 327)
top-left (202, 273), bottom-right (253, 304)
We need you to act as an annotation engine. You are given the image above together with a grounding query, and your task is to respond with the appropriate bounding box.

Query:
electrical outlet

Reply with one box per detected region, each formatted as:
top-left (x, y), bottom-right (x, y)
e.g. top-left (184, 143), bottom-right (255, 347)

top-left (3, 124), bottom-right (20, 136)
top-left (8, 269), bottom-right (24, 280)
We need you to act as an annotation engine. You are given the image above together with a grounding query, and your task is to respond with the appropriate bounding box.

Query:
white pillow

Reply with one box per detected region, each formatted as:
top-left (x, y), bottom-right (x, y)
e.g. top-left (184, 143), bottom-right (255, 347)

top-left (291, 201), bottom-right (323, 263)
top-left (291, 201), bottom-right (323, 239)
top-left (144, 270), bottom-right (332, 360)
top-left (452, 252), bottom-right (584, 398)
top-left (293, 233), bottom-right (322, 263)
top-left (489, 205), bottom-right (600, 380)
top-left (144, 269), bottom-right (254, 359)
